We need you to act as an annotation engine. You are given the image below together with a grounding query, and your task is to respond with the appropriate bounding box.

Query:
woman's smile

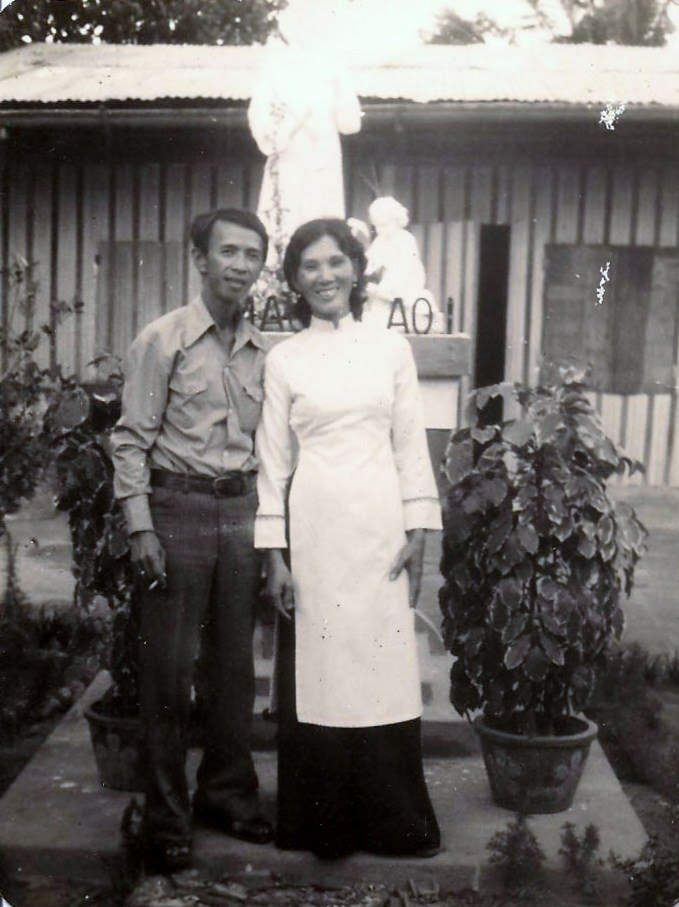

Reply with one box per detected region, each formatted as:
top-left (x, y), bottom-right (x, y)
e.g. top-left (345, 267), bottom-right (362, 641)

top-left (295, 235), bottom-right (356, 321)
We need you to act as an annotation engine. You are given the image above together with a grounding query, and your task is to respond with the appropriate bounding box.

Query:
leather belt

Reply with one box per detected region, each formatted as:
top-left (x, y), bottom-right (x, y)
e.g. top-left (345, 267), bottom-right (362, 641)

top-left (150, 468), bottom-right (256, 498)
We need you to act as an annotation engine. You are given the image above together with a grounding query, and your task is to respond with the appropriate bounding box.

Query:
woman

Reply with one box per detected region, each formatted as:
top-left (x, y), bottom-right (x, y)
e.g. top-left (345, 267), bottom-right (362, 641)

top-left (254, 218), bottom-right (442, 859)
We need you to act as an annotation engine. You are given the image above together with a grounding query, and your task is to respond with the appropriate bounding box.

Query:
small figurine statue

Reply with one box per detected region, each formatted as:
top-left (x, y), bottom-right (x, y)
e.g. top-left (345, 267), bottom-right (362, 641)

top-left (363, 196), bottom-right (444, 333)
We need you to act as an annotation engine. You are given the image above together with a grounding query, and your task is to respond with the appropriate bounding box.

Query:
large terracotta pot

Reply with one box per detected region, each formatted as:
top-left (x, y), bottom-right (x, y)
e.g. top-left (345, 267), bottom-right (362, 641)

top-left (84, 699), bottom-right (144, 792)
top-left (475, 715), bottom-right (598, 814)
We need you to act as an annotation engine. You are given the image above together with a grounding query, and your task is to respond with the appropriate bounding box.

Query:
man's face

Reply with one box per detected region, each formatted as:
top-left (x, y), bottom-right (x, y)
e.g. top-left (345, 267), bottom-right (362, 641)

top-left (196, 220), bottom-right (265, 307)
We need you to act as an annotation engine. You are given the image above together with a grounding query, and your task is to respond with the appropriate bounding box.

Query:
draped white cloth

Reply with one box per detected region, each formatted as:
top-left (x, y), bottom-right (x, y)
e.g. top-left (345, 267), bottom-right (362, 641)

top-left (248, 45), bottom-right (362, 249)
top-left (254, 315), bottom-right (442, 727)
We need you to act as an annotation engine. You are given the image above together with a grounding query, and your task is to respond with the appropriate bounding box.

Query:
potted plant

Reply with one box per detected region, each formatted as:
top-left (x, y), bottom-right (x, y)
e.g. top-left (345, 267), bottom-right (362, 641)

top-left (439, 364), bottom-right (647, 813)
top-left (48, 377), bottom-right (143, 792)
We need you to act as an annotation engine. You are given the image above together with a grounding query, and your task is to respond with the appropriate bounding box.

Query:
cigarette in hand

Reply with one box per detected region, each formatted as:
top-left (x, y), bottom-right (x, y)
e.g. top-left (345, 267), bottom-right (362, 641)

top-left (148, 573), bottom-right (166, 591)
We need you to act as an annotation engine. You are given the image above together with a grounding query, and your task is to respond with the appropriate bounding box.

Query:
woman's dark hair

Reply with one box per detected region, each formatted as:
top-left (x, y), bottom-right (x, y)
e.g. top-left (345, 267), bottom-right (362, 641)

top-left (283, 218), bottom-right (367, 326)
top-left (190, 208), bottom-right (269, 261)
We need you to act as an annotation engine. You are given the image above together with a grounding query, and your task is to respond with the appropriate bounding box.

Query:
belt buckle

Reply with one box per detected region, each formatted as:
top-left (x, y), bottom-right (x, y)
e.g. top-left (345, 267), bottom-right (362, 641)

top-left (213, 474), bottom-right (244, 498)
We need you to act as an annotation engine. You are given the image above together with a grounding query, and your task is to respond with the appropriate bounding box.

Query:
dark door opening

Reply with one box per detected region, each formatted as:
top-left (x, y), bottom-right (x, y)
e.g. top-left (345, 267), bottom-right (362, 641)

top-left (474, 224), bottom-right (511, 424)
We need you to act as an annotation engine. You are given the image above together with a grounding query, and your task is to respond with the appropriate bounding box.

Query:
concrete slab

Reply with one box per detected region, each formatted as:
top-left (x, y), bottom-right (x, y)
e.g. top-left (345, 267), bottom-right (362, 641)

top-left (0, 676), bottom-right (646, 900)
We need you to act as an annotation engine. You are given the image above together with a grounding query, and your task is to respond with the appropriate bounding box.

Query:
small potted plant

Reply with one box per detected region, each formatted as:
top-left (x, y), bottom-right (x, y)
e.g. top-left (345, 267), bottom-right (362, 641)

top-left (48, 378), bottom-right (143, 792)
top-left (439, 364), bottom-right (647, 813)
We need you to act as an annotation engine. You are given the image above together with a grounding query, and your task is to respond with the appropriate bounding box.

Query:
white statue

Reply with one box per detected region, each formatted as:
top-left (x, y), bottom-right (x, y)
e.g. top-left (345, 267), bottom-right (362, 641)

top-left (247, 0), bottom-right (362, 255)
top-left (364, 197), bottom-right (445, 333)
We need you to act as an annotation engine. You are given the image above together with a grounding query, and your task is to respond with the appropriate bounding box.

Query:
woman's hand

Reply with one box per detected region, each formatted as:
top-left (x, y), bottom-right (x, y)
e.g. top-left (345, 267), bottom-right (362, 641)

top-left (265, 549), bottom-right (295, 620)
top-left (389, 528), bottom-right (426, 608)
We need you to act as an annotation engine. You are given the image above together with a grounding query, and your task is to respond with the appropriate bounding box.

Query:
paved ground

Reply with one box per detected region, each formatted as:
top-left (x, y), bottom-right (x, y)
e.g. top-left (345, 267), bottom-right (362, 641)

top-left (609, 487), bottom-right (679, 654)
top-left (0, 673), bottom-right (644, 902)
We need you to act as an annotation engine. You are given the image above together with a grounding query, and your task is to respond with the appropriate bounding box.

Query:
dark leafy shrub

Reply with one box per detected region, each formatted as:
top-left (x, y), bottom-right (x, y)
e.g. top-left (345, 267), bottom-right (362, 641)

top-left (439, 366), bottom-right (647, 735)
top-left (47, 380), bottom-right (139, 717)
top-left (0, 603), bottom-right (105, 739)
top-left (612, 839), bottom-right (679, 907)
top-left (585, 643), bottom-right (679, 803)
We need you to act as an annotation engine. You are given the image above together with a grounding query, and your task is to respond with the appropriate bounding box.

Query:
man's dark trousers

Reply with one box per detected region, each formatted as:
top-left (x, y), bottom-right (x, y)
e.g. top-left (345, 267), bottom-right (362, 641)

top-left (139, 482), bottom-right (261, 845)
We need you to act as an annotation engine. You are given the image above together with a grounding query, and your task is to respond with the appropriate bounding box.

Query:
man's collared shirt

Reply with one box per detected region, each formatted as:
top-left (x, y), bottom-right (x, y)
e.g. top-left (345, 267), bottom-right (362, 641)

top-left (110, 296), bottom-right (267, 535)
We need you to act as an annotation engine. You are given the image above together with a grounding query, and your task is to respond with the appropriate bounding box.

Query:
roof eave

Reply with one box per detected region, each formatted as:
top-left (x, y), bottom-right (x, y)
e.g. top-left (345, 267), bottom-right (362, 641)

top-left (1, 101), bottom-right (679, 129)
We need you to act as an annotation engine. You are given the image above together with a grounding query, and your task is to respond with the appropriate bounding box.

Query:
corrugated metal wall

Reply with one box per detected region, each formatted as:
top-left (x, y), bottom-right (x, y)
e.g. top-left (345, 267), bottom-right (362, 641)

top-left (2, 144), bottom-right (679, 483)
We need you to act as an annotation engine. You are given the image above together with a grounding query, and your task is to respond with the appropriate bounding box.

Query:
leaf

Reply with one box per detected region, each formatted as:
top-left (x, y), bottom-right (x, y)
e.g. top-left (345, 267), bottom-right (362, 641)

top-left (444, 438), bottom-right (473, 485)
top-left (537, 411), bottom-right (562, 443)
top-left (577, 536), bottom-right (596, 559)
top-left (489, 598), bottom-right (510, 630)
top-left (514, 559), bottom-right (534, 582)
top-left (502, 613), bottom-right (528, 644)
top-left (464, 627), bottom-right (485, 659)
top-left (516, 483), bottom-right (537, 509)
top-left (502, 419), bottom-right (534, 447)
top-left (471, 425), bottom-right (497, 445)
top-left (553, 515), bottom-right (574, 542)
top-left (538, 630), bottom-right (565, 666)
top-left (541, 611), bottom-right (566, 637)
top-left (504, 633), bottom-right (531, 670)
top-left (525, 646), bottom-right (551, 682)
top-left (496, 536), bottom-right (525, 575)
top-left (463, 490), bottom-right (485, 515)
top-left (497, 577), bottom-right (523, 609)
top-left (52, 388), bottom-right (91, 433)
top-left (488, 512), bottom-right (513, 553)
top-left (485, 477), bottom-right (508, 507)
top-left (470, 383), bottom-right (509, 412)
top-left (517, 523), bottom-right (539, 554)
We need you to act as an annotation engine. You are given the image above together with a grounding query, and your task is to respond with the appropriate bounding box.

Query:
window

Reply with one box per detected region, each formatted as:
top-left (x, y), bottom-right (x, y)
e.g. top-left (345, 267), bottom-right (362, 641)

top-left (542, 245), bottom-right (679, 393)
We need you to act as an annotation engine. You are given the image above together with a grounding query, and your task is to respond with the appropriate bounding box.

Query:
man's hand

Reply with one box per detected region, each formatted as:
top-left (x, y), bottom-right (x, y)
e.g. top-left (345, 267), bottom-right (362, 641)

top-left (265, 549), bottom-right (295, 620)
top-left (130, 530), bottom-right (166, 590)
top-left (389, 528), bottom-right (426, 608)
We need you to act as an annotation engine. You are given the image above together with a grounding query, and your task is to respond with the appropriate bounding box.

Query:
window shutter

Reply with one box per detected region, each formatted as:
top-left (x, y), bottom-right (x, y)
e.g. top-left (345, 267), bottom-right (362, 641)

top-left (542, 244), bottom-right (678, 393)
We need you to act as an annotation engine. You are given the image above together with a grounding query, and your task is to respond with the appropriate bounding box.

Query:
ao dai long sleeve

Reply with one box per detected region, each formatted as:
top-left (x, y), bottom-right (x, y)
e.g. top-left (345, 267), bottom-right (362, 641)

top-left (253, 347), bottom-right (296, 549)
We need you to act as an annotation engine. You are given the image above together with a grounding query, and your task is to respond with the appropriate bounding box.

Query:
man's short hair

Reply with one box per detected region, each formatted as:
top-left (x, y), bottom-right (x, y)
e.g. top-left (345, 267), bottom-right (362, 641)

top-left (190, 208), bottom-right (269, 260)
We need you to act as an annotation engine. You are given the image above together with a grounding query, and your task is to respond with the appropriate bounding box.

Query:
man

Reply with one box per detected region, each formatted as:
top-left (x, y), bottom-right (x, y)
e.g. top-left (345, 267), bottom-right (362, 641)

top-left (111, 208), bottom-right (273, 873)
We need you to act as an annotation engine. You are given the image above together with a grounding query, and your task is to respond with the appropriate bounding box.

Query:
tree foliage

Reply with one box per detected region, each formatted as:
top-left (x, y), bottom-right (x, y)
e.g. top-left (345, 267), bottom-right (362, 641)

top-left (0, 0), bottom-right (284, 51)
top-left (562, 0), bottom-right (673, 45)
top-left (439, 365), bottom-right (647, 735)
top-left (428, 0), bottom-right (675, 46)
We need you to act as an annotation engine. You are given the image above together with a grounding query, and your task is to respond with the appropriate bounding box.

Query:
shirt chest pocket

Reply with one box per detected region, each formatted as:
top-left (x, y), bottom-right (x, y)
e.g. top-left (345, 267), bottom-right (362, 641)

top-left (168, 373), bottom-right (209, 428)
top-left (238, 381), bottom-right (264, 434)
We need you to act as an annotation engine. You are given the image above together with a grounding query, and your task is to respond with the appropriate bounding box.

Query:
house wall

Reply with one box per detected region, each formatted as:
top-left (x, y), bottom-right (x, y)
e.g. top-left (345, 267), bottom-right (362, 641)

top-left (2, 120), bottom-right (679, 482)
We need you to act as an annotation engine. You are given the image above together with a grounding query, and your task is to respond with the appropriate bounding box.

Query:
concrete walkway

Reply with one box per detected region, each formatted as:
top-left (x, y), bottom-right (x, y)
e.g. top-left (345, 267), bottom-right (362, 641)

top-left (0, 674), bottom-right (645, 901)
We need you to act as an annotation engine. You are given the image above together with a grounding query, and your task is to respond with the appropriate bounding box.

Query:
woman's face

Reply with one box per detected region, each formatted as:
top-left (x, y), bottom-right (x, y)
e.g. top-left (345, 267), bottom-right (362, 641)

top-left (295, 235), bottom-right (356, 322)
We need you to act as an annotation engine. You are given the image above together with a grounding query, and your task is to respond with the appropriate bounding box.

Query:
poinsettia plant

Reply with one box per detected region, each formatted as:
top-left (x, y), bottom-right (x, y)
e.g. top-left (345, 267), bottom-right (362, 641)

top-left (439, 364), bottom-right (647, 736)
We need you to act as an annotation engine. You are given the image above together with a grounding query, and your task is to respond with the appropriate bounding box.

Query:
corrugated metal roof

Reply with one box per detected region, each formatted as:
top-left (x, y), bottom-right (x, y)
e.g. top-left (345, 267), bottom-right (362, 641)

top-left (0, 42), bottom-right (677, 108)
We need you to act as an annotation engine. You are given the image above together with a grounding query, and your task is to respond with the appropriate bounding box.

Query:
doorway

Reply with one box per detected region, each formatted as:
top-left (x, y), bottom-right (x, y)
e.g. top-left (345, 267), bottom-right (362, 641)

top-left (474, 224), bottom-right (510, 423)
